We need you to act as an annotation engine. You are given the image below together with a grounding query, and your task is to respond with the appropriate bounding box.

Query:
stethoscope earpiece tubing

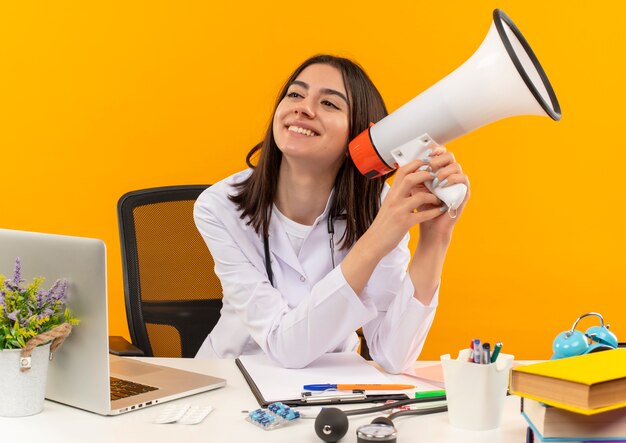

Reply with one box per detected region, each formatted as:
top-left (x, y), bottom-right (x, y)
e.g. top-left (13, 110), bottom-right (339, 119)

top-left (387, 405), bottom-right (448, 420)
top-left (343, 396), bottom-right (447, 417)
top-left (264, 214), bottom-right (335, 287)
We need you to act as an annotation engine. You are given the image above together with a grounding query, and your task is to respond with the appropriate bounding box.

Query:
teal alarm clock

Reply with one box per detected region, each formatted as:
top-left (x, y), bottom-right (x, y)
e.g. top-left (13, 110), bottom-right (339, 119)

top-left (552, 312), bottom-right (618, 359)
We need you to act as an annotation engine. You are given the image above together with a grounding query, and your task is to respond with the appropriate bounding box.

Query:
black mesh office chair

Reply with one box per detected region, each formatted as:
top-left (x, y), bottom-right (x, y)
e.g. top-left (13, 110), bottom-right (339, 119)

top-left (358, 329), bottom-right (371, 361)
top-left (116, 185), bottom-right (223, 358)
top-left (113, 184), bottom-right (372, 360)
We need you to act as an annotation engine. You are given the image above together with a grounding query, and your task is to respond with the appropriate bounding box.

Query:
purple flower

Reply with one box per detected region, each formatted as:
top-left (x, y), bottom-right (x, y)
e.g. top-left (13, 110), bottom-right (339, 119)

top-left (4, 281), bottom-right (19, 292)
top-left (37, 308), bottom-right (54, 320)
top-left (36, 289), bottom-right (47, 308)
top-left (13, 258), bottom-right (22, 282)
top-left (7, 310), bottom-right (19, 322)
top-left (3, 258), bottom-right (23, 292)
top-left (47, 280), bottom-right (61, 301)
top-left (58, 280), bottom-right (68, 302)
top-left (47, 279), bottom-right (68, 303)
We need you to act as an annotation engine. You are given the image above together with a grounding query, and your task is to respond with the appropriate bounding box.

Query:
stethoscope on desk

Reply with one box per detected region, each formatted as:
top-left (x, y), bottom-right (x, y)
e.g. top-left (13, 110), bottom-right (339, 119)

top-left (263, 213), bottom-right (336, 287)
top-left (312, 396), bottom-right (448, 443)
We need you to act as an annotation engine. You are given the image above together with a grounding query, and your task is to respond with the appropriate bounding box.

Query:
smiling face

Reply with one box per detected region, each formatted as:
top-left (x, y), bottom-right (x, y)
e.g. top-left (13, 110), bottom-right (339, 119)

top-left (272, 63), bottom-right (350, 172)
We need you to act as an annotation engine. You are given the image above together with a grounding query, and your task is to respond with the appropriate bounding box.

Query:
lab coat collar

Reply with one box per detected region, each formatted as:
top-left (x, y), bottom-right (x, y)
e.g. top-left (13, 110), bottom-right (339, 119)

top-left (267, 189), bottom-right (336, 276)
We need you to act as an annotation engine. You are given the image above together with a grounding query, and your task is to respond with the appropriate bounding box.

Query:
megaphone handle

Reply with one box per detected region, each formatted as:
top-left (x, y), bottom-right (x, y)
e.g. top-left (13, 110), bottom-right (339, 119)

top-left (428, 182), bottom-right (467, 217)
top-left (390, 134), bottom-right (467, 216)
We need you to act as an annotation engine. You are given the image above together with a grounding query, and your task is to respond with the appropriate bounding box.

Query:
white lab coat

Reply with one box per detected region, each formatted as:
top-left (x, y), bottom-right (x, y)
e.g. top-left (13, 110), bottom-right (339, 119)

top-left (194, 169), bottom-right (438, 373)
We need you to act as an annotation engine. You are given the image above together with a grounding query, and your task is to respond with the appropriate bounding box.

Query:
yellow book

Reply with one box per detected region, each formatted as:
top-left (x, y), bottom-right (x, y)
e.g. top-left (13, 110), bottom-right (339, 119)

top-left (510, 349), bottom-right (626, 415)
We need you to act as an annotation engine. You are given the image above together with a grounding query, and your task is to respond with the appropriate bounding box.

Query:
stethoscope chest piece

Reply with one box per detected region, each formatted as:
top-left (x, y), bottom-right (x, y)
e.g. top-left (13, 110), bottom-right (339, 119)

top-left (356, 423), bottom-right (397, 443)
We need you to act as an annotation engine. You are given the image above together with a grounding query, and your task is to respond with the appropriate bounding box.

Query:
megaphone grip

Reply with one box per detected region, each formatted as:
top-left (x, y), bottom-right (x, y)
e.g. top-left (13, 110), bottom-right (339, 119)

top-left (390, 133), bottom-right (467, 211)
top-left (429, 182), bottom-right (467, 211)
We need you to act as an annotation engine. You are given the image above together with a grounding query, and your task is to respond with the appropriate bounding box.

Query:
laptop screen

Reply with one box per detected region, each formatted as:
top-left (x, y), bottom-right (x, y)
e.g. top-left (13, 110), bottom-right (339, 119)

top-left (0, 228), bottom-right (112, 414)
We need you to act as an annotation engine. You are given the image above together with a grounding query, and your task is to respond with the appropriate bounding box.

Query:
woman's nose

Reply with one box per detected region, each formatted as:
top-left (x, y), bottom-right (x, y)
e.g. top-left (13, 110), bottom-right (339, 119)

top-left (293, 98), bottom-right (315, 118)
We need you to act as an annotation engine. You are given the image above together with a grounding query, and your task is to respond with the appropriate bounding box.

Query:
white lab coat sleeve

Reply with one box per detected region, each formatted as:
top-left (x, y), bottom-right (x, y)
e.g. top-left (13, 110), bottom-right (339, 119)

top-left (194, 191), bottom-right (378, 369)
top-left (358, 232), bottom-right (439, 374)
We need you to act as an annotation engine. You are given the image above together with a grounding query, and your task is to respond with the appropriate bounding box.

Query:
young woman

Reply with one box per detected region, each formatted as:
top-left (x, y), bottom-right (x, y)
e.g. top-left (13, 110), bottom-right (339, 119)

top-left (194, 54), bottom-right (469, 373)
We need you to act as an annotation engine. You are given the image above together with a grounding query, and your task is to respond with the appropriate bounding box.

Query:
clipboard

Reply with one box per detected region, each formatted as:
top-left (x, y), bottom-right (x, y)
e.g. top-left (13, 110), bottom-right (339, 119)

top-left (235, 352), bottom-right (410, 407)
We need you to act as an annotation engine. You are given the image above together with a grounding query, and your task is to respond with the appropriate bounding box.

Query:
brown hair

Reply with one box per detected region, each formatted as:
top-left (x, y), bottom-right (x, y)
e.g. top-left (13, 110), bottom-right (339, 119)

top-left (229, 54), bottom-right (392, 249)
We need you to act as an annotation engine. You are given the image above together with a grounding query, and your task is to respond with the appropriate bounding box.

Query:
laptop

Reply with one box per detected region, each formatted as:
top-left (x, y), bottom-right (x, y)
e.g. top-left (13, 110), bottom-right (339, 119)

top-left (0, 228), bottom-right (226, 415)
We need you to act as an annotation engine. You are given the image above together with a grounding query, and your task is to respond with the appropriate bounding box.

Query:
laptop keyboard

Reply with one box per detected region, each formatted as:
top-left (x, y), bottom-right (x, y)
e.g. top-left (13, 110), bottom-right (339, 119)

top-left (110, 377), bottom-right (159, 401)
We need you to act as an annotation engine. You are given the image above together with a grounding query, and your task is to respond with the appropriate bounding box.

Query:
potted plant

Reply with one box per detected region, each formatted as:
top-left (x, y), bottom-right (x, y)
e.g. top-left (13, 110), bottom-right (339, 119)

top-left (0, 258), bottom-right (79, 416)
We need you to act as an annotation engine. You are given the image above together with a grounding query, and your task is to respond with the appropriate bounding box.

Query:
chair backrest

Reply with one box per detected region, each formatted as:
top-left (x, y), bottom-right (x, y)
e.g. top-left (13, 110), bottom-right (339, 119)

top-left (118, 185), bottom-right (222, 358)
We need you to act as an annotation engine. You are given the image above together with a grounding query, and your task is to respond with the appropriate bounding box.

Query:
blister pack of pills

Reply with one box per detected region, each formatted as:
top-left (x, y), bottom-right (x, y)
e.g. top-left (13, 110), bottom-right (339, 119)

top-left (154, 404), bottom-right (191, 424)
top-left (246, 402), bottom-right (301, 430)
top-left (153, 404), bottom-right (214, 425)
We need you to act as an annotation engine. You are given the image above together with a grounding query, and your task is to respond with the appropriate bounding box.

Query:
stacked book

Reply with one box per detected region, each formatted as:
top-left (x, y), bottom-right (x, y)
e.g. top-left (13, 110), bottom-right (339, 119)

top-left (510, 348), bottom-right (626, 442)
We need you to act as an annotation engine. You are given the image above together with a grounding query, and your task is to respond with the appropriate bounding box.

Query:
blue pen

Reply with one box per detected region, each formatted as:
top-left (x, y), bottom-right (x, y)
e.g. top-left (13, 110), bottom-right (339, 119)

top-left (473, 339), bottom-right (481, 364)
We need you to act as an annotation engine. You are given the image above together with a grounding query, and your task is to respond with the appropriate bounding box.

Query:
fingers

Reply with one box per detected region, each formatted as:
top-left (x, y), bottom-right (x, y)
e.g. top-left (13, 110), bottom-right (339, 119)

top-left (394, 159), bottom-right (426, 179)
top-left (392, 149), bottom-right (469, 206)
top-left (406, 190), bottom-right (441, 211)
top-left (392, 186), bottom-right (441, 215)
top-left (393, 160), bottom-right (436, 197)
top-left (433, 173), bottom-right (469, 191)
top-left (429, 146), bottom-right (447, 157)
top-left (428, 151), bottom-right (456, 171)
top-left (409, 205), bottom-right (446, 224)
top-left (431, 163), bottom-right (462, 189)
top-left (427, 148), bottom-right (470, 191)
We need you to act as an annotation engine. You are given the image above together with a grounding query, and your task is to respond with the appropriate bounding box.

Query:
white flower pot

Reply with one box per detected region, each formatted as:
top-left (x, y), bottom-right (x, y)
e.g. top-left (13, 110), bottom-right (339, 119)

top-left (0, 342), bottom-right (51, 417)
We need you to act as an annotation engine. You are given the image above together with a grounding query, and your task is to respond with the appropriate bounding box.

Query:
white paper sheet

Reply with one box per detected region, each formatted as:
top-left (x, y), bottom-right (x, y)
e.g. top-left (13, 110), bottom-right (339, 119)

top-left (238, 352), bottom-right (408, 402)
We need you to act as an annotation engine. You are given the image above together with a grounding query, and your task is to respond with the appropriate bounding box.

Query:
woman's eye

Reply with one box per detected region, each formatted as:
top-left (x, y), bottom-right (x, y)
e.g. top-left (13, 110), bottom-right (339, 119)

top-left (287, 91), bottom-right (303, 98)
top-left (322, 100), bottom-right (340, 110)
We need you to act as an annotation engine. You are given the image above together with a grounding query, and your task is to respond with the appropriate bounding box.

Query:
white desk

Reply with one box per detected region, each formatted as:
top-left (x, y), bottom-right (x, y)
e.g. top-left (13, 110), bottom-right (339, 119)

top-left (0, 358), bottom-right (529, 442)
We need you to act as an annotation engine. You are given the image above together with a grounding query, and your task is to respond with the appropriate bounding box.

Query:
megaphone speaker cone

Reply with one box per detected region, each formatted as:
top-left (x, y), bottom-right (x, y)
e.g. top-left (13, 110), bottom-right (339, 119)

top-left (349, 9), bottom-right (562, 185)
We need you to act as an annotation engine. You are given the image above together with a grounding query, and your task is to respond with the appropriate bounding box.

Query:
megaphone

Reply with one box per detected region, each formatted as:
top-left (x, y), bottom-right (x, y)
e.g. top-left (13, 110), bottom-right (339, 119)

top-left (349, 9), bottom-right (561, 215)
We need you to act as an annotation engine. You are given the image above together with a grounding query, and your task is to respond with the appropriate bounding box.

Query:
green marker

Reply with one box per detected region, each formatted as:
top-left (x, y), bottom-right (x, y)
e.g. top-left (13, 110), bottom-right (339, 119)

top-left (414, 389), bottom-right (446, 399)
top-left (491, 341), bottom-right (503, 363)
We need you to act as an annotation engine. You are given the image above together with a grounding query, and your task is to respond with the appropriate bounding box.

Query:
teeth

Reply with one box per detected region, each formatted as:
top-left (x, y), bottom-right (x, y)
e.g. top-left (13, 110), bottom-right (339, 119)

top-left (288, 125), bottom-right (316, 137)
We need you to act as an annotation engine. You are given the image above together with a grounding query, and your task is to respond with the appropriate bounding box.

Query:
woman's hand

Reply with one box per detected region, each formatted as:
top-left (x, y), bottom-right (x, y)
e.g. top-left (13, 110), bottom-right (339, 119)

top-left (418, 146), bottom-right (470, 242)
top-left (362, 159), bottom-right (445, 260)
top-left (342, 155), bottom-right (466, 298)
top-left (403, 146), bottom-right (469, 304)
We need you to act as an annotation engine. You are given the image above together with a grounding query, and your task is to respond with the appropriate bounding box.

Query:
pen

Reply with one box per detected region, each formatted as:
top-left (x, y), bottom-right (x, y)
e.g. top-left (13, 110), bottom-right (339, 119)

top-left (491, 341), bottom-right (502, 363)
top-left (473, 339), bottom-right (481, 364)
top-left (303, 383), bottom-right (416, 391)
top-left (414, 389), bottom-right (446, 399)
top-left (482, 343), bottom-right (491, 364)
top-left (301, 391), bottom-right (368, 403)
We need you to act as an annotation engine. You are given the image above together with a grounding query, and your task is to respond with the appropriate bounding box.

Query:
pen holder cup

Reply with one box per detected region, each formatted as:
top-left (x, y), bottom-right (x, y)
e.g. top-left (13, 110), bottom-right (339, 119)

top-left (440, 352), bottom-right (514, 431)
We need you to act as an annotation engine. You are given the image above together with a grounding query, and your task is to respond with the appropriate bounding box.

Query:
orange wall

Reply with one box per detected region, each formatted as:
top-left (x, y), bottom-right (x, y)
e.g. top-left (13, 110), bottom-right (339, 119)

top-left (2, 1), bottom-right (624, 360)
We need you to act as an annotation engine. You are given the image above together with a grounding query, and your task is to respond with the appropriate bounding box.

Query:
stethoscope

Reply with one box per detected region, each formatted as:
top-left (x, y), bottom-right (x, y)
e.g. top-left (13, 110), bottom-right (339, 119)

top-left (314, 397), bottom-right (448, 443)
top-left (263, 213), bottom-right (336, 287)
